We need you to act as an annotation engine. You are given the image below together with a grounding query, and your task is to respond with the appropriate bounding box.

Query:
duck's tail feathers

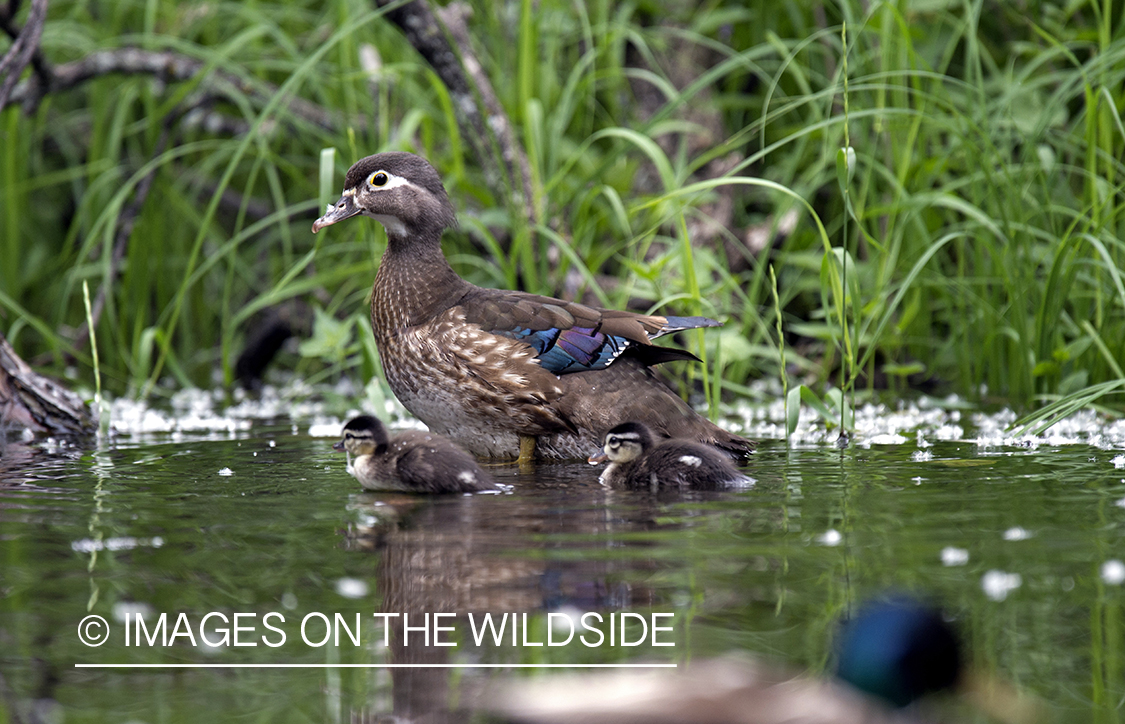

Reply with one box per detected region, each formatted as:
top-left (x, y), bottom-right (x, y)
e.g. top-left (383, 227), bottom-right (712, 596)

top-left (627, 345), bottom-right (702, 366)
top-left (657, 315), bottom-right (721, 335)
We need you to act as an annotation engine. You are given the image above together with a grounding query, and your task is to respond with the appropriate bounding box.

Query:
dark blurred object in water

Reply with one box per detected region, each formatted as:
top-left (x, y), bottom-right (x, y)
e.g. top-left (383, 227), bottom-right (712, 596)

top-left (488, 596), bottom-right (1041, 724)
top-left (835, 596), bottom-right (960, 708)
top-left (0, 332), bottom-right (93, 437)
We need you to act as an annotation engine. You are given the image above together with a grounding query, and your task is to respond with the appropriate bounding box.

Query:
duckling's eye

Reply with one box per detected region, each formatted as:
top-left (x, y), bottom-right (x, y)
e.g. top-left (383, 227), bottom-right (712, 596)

top-left (369, 172), bottom-right (388, 187)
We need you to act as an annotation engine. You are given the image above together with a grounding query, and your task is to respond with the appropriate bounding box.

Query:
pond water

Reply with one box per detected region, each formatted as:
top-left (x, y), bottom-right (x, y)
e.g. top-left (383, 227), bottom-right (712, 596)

top-left (1, 391), bottom-right (1123, 723)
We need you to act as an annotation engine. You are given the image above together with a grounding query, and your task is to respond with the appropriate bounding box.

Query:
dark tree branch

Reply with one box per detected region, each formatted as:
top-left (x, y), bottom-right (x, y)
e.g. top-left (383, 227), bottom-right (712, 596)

top-left (373, 0), bottom-right (484, 145)
top-left (437, 2), bottom-right (536, 225)
top-left (7, 47), bottom-right (339, 129)
top-left (0, 0), bottom-right (52, 87)
top-left (180, 102), bottom-right (252, 137)
top-left (374, 0), bottom-right (536, 225)
top-left (0, 0), bottom-right (49, 112)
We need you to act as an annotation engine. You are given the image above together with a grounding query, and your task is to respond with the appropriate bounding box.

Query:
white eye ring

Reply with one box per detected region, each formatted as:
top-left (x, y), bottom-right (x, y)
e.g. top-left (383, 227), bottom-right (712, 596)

top-left (369, 171), bottom-right (389, 187)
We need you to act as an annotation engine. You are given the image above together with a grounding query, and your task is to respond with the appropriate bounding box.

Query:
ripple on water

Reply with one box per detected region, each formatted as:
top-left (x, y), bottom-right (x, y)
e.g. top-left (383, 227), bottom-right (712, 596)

top-left (4, 385), bottom-right (1125, 721)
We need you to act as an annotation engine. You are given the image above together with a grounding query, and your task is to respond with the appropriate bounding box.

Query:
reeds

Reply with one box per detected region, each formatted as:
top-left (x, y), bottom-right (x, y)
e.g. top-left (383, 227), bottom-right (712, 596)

top-left (0, 0), bottom-right (1121, 420)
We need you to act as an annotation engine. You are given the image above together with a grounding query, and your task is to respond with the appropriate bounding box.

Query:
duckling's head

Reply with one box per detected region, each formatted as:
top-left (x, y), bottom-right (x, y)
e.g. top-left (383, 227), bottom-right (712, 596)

top-left (333, 415), bottom-right (390, 457)
top-left (835, 596), bottom-right (962, 707)
top-left (589, 421), bottom-right (655, 465)
top-left (311, 152), bottom-right (456, 239)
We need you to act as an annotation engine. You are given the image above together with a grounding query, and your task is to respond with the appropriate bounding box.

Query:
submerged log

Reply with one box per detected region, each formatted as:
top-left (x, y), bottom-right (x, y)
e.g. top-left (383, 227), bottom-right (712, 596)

top-left (0, 333), bottom-right (94, 437)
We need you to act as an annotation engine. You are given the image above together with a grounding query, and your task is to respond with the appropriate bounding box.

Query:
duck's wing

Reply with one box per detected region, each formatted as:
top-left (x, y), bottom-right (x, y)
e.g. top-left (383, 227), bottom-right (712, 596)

top-left (456, 288), bottom-right (719, 375)
top-left (391, 434), bottom-right (494, 493)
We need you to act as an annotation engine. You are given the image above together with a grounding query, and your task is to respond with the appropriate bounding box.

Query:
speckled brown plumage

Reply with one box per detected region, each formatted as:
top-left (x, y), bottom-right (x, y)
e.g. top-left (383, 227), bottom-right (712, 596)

top-left (313, 152), bottom-right (755, 460)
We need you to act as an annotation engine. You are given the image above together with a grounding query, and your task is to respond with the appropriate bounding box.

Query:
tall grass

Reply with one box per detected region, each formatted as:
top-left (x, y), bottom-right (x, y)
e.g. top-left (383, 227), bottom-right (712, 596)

top-left (0, 0), bottom-right (1122, 416)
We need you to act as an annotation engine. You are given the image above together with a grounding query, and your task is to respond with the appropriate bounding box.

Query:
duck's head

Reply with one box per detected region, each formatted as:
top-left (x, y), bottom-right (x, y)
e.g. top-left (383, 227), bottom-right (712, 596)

top-left (333, 415), bottom-right (390, 456)
top-left (311, 152), bottom-right (456, 239)
top-left (588, 421), bottom-right (655, 465)
top-left (835, 596), bottom-right (962, 708)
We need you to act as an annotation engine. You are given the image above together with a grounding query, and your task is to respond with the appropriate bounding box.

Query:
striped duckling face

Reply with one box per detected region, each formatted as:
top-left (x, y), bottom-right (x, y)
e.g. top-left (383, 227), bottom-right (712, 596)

top-left (333, 415), bottom-right (390, 457)
top-left (589, 421), bottom-right (655, 465)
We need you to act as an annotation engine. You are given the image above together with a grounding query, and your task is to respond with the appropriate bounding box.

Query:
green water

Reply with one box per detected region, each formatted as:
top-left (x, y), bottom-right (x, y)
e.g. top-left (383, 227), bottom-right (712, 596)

top-left (1, 425), bottom-right (1123, 723)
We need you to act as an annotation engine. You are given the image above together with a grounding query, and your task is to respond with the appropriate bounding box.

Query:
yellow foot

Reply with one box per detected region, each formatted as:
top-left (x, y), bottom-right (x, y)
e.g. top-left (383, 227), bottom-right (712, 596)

top-left (517, 435), bottom-right (537, 467)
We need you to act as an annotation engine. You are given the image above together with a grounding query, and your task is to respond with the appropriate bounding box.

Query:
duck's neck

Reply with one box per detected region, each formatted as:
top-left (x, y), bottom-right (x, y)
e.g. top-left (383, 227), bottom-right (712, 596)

top-left (370, 229), bottom-right (469, 336)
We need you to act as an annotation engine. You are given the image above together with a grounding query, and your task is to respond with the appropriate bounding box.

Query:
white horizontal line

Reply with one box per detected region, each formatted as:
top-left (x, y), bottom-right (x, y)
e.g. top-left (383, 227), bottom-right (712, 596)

top-left (75, 663), bottom-right (678, 669)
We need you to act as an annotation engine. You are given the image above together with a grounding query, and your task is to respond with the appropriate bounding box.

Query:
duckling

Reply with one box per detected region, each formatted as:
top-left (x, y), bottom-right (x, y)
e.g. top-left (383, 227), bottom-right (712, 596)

top-left (333, 415), bottom-right (496, 493)
top-left (311, 152), bottom-right (755, 462)
top-left (588, 421), bottom-right (753, 491)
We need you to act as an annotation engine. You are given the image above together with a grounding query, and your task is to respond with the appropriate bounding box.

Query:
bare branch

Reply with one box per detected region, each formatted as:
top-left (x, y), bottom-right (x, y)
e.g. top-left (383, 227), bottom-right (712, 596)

top-left (373, 0), bottom-right (483, 139)
top-left (437, 2), bottom-right (536, 225)
top-left (374, 0), bottom-right (536, 225)
top-left (0, 0), bottom-right (48, 112)
top-left (8, 47), bottom-right (338, 129)
top-left (0, 0), bottom-right (52, 85)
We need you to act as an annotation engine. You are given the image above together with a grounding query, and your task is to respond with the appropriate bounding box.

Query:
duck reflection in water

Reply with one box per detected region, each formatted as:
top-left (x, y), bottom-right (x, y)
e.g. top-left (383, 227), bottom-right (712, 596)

top-left (339, 471), bottom-right (668, 724)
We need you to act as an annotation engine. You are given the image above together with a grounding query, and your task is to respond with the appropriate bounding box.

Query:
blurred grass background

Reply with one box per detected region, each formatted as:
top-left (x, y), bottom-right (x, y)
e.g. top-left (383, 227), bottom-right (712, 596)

top-left (1, 0), bottom-right (1123, 415)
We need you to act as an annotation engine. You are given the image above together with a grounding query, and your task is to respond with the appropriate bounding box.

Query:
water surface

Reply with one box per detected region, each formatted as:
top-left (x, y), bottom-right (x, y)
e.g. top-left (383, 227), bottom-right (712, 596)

top-left (1, 405), bottom-right (1123, 723)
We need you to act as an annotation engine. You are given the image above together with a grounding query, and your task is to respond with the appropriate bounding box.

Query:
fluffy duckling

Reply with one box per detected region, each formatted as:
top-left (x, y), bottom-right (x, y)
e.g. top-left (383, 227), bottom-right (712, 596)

top-left (588, 421), bottom-right (753, 491)
top-left (334, 415), bottom-right (496, 493)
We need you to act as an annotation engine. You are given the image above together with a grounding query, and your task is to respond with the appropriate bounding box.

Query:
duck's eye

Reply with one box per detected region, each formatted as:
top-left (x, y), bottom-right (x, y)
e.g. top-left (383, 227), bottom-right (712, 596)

top-left (369, 172), bottom-right (388, 187)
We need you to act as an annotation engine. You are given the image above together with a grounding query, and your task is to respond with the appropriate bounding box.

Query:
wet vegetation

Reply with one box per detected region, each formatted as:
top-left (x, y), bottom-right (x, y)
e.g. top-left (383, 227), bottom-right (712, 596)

top-left (1, 0), bottom-right (1124, 417)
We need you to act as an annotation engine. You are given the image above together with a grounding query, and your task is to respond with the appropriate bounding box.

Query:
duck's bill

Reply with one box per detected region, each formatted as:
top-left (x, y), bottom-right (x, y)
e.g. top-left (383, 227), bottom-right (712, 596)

top-left (312, 194), bottom-right (361, 233)
top-left (587, 451), bottom-right (607, 465)
top-left (332, 440), bottom-right (345, 451)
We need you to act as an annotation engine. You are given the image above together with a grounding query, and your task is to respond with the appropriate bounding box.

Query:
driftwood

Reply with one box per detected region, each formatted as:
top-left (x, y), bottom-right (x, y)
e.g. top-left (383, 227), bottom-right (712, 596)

top-left (0, 333), bottom-right (94, 436)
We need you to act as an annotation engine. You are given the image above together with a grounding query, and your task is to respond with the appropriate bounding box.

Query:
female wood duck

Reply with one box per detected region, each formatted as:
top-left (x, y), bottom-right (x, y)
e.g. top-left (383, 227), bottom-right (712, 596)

top-left (333, 415), bottom-right (497, 493)
top-left (312, 152), bottom-right (754, 461)
top-left (588, 421), bottom-right (753, 490)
